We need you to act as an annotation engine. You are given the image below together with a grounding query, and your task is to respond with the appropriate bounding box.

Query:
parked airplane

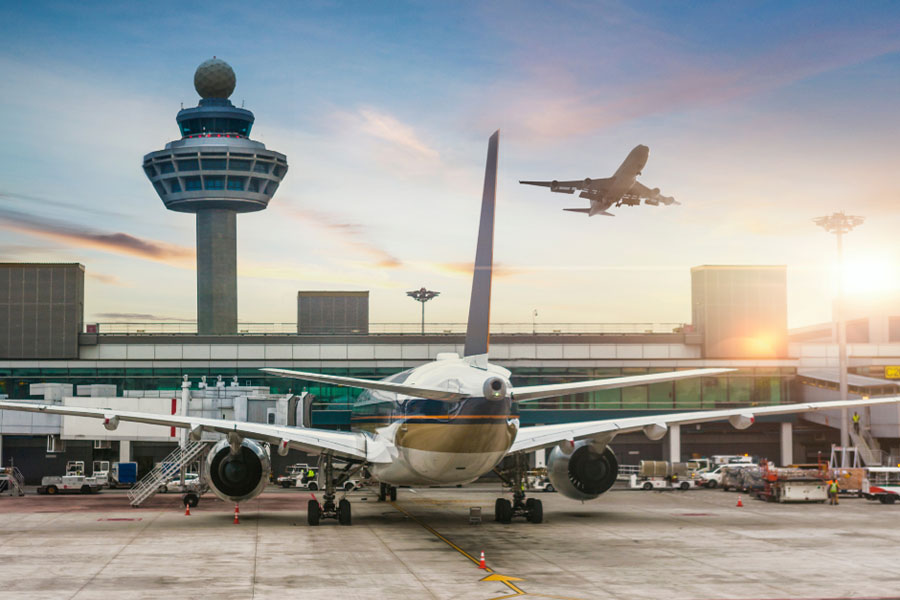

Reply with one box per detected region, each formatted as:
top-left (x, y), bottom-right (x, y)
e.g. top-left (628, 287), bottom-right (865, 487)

top-left (1, 133), bottom-right (897, 527)
top-left (520, 144), bottom-right (678, 216)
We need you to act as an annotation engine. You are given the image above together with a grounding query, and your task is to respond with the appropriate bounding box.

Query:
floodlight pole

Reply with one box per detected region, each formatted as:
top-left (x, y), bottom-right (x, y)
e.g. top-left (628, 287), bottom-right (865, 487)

top-left (815, 212), bottom-right (864, 467)
top-left (406, 287), bottom-right (440, 335)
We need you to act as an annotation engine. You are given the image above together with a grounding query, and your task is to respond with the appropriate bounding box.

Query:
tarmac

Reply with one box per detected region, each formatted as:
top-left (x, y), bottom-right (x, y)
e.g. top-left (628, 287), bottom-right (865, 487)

top-left (1, 483), bottom-right (899, 600)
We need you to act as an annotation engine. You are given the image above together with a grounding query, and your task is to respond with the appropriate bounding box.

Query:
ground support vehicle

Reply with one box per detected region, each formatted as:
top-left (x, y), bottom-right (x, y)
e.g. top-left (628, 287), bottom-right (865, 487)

top-left (91, 461), bottom-right (111, 486)
top-left (37, 474), bottom-right (104, 495)
top-left (277, 463), bottom-right (315, 488)
top-left (757, 461), bottom-right (827, 503)
top-left (108, 462), bottom-right (138, 488)
top-left (629, 461), bottom-right (699, 490)
top-left (862, 467), bottom-right (900, 505)
top-left (701, 463), bottom-right (758, 489)
top-left (526, 471), bottom-right (556, 492)
top-left (0, 467), bottom-right (26, 496)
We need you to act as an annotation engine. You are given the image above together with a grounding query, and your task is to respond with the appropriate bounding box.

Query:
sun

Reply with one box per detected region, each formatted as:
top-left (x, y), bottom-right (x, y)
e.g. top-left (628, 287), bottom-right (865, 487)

top-left (842, 258), bottom-right (900, 295)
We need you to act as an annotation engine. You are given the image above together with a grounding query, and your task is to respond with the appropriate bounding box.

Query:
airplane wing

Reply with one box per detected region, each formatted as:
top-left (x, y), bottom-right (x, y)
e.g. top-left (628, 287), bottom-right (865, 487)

top-left (508, 395), bottom-right (900, 454)
top-left (0, 400), bottom-right (386, 463)
top-left (630, 181), bottom-right (678, 205)
top-left (260, 368), bottom-right (468, 402)
top-left (511, 368), bottom-right (733, 402)
top-left (520, 178), bottom-right (614, 195)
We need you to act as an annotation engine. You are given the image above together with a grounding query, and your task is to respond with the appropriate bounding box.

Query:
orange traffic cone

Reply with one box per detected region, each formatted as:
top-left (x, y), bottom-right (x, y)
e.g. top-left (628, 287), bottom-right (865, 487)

top-left (233, 504), bottom-right (240, 524)
top-left (184, 503), bottom-right (191, 516)
top-left (736, 495), bottom-right (743, 507)
top-left (478, 551), bottom-right (486, 569)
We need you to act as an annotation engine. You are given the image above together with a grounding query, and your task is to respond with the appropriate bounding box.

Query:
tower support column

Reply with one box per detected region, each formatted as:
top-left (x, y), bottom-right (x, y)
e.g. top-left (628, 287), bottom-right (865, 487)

top-left (196, 209), bottom-right (237, 335)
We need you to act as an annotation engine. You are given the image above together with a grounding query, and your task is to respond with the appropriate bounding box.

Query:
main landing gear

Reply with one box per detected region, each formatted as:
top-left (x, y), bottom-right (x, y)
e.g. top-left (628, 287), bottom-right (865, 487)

top-left (493, 454), bottom-right (543, 524)
top-left (307, 454), bottom-right (359, 526)
top-left (377, 483), bottom-right (397, 502)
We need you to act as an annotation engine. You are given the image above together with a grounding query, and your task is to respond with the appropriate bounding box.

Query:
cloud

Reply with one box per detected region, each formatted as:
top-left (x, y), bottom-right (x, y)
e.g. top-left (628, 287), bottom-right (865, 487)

top-left (87, 272), bottom-right (125, 286)
top-left (356, 108), bottom-right (440, 159)
top-left (428, 261), bottom-right (524, 279)
top-left (0, 190), bottom-right (133, 219)
top-left (0, 207), bottom-right (194, 266)
top-left (279, 205), bottom-right (402, 268)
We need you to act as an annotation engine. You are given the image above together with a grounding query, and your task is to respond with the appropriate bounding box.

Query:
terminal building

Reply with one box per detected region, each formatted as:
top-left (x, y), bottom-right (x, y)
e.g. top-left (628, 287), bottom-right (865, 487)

top-left (3, 261), bottom-right (900, 483)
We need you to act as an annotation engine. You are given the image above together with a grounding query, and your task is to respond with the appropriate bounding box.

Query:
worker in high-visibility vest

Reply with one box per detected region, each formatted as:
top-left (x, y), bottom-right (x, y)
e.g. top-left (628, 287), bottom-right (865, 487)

top-left (828, 479), bottom-right (840, 505)
top-left (853, 412), bottom-right (860, 434)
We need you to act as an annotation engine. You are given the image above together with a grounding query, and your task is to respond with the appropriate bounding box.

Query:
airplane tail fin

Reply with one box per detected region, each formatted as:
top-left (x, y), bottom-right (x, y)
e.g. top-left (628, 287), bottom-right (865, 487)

top-left (563, 208), bottom-right (591, 214)
top-left (463, 131), bottom-right (499, 364)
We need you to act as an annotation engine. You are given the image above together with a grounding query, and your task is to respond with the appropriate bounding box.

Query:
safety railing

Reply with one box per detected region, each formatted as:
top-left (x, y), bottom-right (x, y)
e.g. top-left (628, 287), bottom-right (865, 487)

top-left (127, 441), bottom-right (211, 507)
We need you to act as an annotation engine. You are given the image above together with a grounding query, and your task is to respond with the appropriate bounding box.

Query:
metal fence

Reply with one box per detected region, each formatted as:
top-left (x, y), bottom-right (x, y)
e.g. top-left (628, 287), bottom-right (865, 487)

top-left (88, 322), bottom-right (687, 336)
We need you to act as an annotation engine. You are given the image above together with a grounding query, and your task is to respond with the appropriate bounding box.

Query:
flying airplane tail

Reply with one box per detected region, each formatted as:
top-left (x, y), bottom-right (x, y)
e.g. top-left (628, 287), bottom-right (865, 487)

top-left (463, 131), bottom-right (499, 365)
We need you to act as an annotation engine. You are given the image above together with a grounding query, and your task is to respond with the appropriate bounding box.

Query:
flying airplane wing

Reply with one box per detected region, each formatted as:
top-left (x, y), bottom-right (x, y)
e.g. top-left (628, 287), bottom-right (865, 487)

top-left (520, 178), bottom-right (613, 194)
top-left (0, 400), bottom-right (386, 462)
top-left (508, 395), bottom-right (900, 454)
top-left (260, 368), bottom-right (468, 402)
top-left (510, 368), bottom-right (733, 402)
top-left (630, 181), bottom-right (678, 205)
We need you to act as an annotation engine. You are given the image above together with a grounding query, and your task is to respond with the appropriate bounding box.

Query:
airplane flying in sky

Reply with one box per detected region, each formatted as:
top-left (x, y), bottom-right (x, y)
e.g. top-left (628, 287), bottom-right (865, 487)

top-left (520, 144), bottom-right (679, 216)
top-left (1, 133), bottom-right (897, 526)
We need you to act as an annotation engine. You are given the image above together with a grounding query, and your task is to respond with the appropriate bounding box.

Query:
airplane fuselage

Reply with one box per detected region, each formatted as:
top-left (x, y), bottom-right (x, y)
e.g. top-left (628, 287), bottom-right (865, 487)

top-left (590, 144), bottom-right (649, 214)
top-left (349, 357), bottom-right (518, 486)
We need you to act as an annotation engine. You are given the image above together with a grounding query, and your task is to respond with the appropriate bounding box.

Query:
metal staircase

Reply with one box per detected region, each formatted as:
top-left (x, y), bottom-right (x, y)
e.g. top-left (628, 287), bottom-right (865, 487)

top-left (0, 467), bottom-right (26, 497)
top-left (850, 428), bottom-right (885, 466)
top-left (127, 440), bottom-right (211, 507)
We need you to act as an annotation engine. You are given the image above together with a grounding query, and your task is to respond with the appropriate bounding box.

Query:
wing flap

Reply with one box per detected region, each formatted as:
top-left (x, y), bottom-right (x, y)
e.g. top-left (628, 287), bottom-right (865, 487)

top-left (0, 400), bottom-right (379, 461)
top-left (509, 395), bottom-right (900, 454)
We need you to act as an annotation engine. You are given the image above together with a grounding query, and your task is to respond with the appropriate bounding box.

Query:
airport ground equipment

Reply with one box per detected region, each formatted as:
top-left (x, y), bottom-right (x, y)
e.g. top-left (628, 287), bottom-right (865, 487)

top-left (108, 462), bottom-right (138, 488)
top-left (526, 469), bottom-right (556, 492)
top-left (92, 460), bottom-right (111, 485)
top-left (862, 467), bottom-right (900, 504)
top-left (277, 463), bottom-right (316, 488)
top-left (757, 460), bottom-right (827, 503)
top-left (629, 461), bottom-right (698, 490)
top-left (0, 467), bottom-right (25, 496)
top-left (127, 440), bottom-right (211, 507)
top-left (37, 470), bottom-right (104, 495)
top-left (699, 462), bottom-right (758, 488)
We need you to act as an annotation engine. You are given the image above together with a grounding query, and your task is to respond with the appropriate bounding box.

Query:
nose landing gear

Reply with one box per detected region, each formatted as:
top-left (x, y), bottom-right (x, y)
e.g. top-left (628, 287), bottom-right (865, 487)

top-left (493, 454), bottom-right (543, 524)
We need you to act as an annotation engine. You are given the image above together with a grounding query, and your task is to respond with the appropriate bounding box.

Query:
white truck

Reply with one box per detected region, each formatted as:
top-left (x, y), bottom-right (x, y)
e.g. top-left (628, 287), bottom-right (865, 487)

top-left (862, 467), bottom-right (900, 505)
top-left (699, 462), bottom-right (758, 488)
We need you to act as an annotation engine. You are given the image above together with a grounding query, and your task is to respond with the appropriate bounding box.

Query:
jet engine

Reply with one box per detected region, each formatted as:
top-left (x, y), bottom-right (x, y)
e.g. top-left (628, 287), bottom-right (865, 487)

top-left (547, 441), bottom-right (618, 501)
top-left (582, 177), bottom-right (592, 187)
top-left (205, 438), bottom-right (271, 503)
top-left (550, 180), bottom-right (560, 191)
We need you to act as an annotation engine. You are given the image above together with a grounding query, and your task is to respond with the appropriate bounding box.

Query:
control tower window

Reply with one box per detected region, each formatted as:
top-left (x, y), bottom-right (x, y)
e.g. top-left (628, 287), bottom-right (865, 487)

top-left (229, 159), bottom-right (251, 171)
top-left (185, 177), bottom-right (202, 191)
top-left (273, 165), bottom-right (286, 177)
top-left (253, 162), bottom-right (272, 174)
top-left (143, 165), bottom-right (157, 177)
top-left (248, 178), bottom-right (261, 193)
top-left (158, 162), bottom-right (175, 174)
top-left (201, 158), bottom-right (227, 170)
top-left (168, 179), bottom-right (182, 193)
top-left (227, 177), bottom-right (246, 191)
top-left (205, 176), bottom-right (225, 190)
top-left (177, 159), bottom-right (200, 171)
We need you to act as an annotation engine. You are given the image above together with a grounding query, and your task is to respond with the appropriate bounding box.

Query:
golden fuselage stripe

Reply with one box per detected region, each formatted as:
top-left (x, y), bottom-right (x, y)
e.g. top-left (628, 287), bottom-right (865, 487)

top-left (351, 415), bottom-right (509, 420)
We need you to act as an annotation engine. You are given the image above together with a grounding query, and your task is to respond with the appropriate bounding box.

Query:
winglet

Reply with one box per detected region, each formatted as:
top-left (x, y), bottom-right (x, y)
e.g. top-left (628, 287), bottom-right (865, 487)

top-left (464, 131), bottom-right (499, 362)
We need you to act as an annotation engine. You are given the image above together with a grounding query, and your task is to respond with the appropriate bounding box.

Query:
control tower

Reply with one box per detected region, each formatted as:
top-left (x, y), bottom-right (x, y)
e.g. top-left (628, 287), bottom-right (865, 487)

top-left (143, 58), bottom-right (288, 335)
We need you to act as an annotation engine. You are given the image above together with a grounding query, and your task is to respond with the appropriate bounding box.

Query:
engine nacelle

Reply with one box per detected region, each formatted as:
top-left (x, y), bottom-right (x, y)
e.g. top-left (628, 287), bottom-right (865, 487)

top-left (205, 438), bottom-right (271, 503)
top-left (583, 177), bottom-right (592, 187)
top-left (547, 440), bottom-right (618, 501)
top-left (729, 413), bottom-right (755, 430)
top-left (550, 180), bottom-right (560, 191)
top-left (651, 187), bottom-right (660, 196)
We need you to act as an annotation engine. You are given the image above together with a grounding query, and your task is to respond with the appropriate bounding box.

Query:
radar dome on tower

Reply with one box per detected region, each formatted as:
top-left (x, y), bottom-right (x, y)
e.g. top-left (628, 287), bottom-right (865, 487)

top-left (194, 57), bottom-right (236, 99)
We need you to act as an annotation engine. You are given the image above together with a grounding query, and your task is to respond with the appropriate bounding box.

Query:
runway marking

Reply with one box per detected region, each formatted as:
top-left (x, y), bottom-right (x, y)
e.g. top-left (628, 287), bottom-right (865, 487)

top-left (391, 502), bottom-right (525, 595)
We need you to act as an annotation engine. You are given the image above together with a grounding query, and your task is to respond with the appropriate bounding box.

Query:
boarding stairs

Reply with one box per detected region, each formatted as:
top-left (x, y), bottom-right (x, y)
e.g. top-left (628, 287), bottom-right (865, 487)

top-left (127, 440), bottom-right (211, 507)
top-left (0, 467), bottom-right (26, 497)
top-left (850, 428), bottom-right (885, 466)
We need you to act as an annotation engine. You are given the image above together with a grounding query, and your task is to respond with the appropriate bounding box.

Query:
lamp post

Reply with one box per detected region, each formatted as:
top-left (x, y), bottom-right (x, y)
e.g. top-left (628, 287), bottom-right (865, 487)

top-left (406, 287), bottom-right (440, 335)
top-left (814, 212), bottom-right (864, 466)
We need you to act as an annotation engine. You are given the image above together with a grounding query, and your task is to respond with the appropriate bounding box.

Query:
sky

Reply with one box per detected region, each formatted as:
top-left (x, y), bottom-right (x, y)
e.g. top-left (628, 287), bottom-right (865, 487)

top-left (1, 1), bottom-right (899, 329)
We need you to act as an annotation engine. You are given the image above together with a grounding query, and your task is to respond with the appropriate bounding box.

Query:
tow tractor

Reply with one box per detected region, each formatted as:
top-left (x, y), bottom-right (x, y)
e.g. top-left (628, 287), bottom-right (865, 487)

top-left (629, 460), bottom-right (699, 490)
top-left (277, 463), bottom-right (317, 488)
top-left (37, 461), bottom-right (104, 495)
top-left (756, 460), bottom-right (827, 503)
top-left (862, 467), bottom-right (900, 505)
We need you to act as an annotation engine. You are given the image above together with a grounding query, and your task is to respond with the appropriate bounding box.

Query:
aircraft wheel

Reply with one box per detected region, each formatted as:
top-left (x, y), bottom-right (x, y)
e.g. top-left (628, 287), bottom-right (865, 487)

top-left (496, 498), bottom-right (512, 524)
top-left (494, 498), bottom-right (503, 521)
top-left (378, 483), bottom-right (387, 502)
top-left (338, 499), bottom-right (352, 525)
top-left (308, 499), bottom-right (321, 526)
top-left (527, 499), bottom-right (543, 524)
top-left (389, 486), bottom-right (397, 502)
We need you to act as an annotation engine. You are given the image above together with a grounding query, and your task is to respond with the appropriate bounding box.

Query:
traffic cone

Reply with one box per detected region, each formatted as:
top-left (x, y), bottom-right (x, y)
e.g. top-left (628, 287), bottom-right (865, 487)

top-left (184, 503), bottom-right (191, 516)
top-left (233, 504), bottom-right (240, 524)
top-left (478, 551), bottom-right (486, 569)
top-left (736, 495), bottom-right (743, 508)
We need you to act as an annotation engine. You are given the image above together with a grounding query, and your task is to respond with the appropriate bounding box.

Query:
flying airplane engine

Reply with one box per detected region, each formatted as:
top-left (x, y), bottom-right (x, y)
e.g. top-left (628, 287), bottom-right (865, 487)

top-left (546, 440), bottom-right (618, 501)
top-left (582, 177), bottom-right (592, 187)
top-left (205, 438), bottom-right (271, 503)
top-left (550, 180), bottom-right (560, 191)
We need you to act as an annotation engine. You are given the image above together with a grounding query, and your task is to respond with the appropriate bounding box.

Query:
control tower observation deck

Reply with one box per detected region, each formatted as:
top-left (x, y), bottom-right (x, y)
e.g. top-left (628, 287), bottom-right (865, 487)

top-left (142, 58), bottom-right (288, 335)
